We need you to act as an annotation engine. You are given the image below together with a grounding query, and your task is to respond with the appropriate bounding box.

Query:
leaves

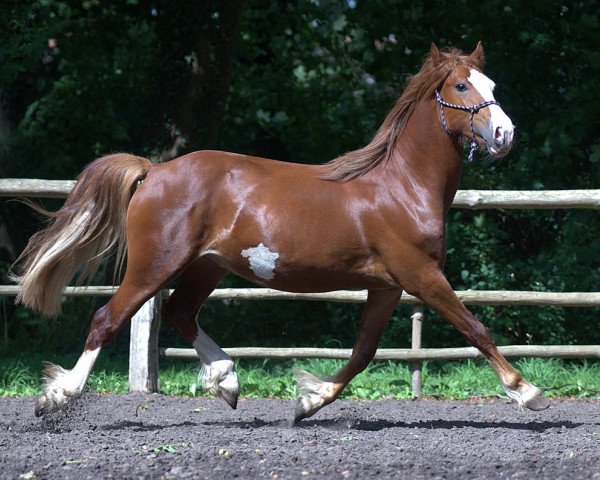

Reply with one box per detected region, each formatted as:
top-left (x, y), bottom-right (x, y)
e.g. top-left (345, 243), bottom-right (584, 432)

top-left (2, 0), bottom-right (599, 350)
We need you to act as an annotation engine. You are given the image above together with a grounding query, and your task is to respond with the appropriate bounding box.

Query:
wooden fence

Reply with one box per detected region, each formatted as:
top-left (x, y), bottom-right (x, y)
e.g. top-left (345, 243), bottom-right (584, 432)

top-left (1, 179), bottom-right (599, 395)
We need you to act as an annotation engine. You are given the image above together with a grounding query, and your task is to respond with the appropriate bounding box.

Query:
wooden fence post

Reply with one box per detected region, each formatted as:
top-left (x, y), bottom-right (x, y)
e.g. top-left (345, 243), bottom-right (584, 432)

top-left (129, 293), bottom-right (162, 393)
top-left (411, 305), bottom-right (424, 396)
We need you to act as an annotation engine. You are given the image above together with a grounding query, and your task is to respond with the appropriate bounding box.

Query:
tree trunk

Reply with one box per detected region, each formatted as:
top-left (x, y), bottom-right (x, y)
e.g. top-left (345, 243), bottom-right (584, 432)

top-left (154, 0), bottom-right (245, 160)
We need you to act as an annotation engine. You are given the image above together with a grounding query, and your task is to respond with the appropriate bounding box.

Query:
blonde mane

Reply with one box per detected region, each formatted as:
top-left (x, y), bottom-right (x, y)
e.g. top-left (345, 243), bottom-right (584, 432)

top-left (319, 48), bottom-right (480, 182)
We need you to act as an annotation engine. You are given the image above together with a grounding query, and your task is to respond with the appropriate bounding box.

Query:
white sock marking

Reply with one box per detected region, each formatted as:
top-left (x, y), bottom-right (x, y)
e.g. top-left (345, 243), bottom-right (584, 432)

top-left (45, 347), bottom-right (101, 402)
top-left (192, 326), bottom-right (237, 394)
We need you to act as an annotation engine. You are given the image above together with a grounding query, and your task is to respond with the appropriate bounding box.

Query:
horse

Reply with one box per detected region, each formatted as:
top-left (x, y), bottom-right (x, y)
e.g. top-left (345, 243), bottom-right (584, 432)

top-left (12, 42), bottom-right (550, 422)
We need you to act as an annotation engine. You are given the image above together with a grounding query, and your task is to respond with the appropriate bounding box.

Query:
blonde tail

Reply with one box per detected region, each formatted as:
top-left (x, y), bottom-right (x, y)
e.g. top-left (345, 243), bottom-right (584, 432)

top-left (11, 153), bottom-right (153, 317)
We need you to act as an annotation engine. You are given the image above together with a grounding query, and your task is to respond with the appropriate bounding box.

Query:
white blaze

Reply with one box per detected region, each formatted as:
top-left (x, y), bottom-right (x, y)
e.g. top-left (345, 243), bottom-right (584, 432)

top-left (468, 69), bottom-right (514, 145)
top-left (468, 68), bottom-right (497, 102)
top-left (241, 243), bottom-right (279, 280)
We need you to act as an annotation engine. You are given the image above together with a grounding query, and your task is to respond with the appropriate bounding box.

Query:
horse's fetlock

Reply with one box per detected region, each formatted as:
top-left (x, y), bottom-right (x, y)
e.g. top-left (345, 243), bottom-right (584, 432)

top-left (199, 360), bottom-right (239, 410)
top-left (502, 372), bottom-right (523, 392)
top-left (293, 368), bottom-right (338, 422)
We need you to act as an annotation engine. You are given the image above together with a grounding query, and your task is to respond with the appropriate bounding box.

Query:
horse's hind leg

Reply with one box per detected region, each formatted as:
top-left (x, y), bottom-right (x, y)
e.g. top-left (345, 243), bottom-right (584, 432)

top-left (35, 287), bottom-right (159, 415)
top-left (35, 240), bottom-right (198, 416)
top-left (294, 289), bottom-right (402, 423)
top-left (161, 257), bottom-right (239, 409)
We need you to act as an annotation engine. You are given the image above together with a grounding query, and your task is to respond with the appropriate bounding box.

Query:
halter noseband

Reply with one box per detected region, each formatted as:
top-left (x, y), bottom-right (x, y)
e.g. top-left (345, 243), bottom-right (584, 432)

top-left (434, 89), bottom-right (499, 162)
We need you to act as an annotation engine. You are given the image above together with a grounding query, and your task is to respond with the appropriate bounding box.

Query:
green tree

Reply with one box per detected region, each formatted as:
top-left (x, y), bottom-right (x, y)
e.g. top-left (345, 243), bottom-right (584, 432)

top-left (1, 0), bottom-right (598, 351)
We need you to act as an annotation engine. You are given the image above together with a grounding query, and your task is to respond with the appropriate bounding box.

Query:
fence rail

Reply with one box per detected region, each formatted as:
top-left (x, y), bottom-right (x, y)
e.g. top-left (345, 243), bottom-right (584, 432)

top-left (161, 345), bottom-right (600, 361)
top-left (1, 179), bottom-right (599, 396)
top-left (1, 178), bottom-right (599, 209)
top-left (1, 285), bottom-right (600, 306)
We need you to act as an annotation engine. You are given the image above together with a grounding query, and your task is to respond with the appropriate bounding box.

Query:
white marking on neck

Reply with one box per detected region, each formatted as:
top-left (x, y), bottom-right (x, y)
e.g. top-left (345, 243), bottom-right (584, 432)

top-left (241, 243), bottom-right (279, 280)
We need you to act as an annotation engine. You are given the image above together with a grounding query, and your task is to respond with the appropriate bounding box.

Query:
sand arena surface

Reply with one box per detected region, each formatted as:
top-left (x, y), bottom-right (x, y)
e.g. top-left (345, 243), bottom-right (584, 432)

top-left (1, 395), bottom-right (599, 479)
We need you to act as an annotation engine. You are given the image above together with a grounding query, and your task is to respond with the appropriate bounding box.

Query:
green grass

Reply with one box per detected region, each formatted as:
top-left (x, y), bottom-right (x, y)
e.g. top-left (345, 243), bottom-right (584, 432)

top-left (0, 359), bottom-right (40, 396)
top-left (1, 355), bottom-right (599, 400)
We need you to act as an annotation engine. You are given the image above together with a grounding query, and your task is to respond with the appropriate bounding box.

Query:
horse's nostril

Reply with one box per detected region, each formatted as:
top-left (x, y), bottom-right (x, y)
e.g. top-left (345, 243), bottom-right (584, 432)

top-left (495, 126), bottom-right (503, 141)
top-left (494, 126), bottom-right (505, 147)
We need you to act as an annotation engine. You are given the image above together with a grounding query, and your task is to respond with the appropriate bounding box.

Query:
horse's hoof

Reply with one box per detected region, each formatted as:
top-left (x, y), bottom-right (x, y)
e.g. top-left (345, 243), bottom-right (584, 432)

top-left (293, 368), bottom-right (332, 424)
top-left (293, 398), bottom-right (313, 425)
top-left (217, 374), bottom-right (239, 410)
top-left (523, 387), bottom-right (550, 411)
top-left (219, 389), bottom-right (238, 410)
top-left (503, 384), bottom-right (550, 412)
top-left (200, 361), bottom-right (239, 410)
top-left (34, 395), bottom-right (50, 417)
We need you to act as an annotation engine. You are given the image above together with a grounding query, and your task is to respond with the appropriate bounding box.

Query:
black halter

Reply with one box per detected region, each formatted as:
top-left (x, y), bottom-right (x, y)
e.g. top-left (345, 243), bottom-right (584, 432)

top-left (434, 89), bottom-right (499, 162)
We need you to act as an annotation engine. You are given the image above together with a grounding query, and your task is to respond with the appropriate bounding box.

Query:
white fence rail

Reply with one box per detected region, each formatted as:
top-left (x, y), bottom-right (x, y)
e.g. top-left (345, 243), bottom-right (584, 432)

top-left (1, 179), bottom-right (599, 396)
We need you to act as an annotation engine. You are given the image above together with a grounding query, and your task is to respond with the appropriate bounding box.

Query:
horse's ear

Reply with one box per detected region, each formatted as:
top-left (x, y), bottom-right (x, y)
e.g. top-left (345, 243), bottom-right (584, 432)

top-left (430, 43), bottom-right (444, 64)
top-left (469, 41), bottom-right (485, 68)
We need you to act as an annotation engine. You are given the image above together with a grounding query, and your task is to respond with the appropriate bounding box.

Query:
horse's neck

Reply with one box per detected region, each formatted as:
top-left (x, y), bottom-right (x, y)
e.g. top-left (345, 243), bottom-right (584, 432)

top-left (386, 100), bottom-right (463, 213)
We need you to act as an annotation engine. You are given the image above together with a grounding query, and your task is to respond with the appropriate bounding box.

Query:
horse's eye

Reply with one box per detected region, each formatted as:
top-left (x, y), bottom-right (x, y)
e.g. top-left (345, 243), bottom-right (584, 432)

top-left (455, 83), bottom-right (468, 92)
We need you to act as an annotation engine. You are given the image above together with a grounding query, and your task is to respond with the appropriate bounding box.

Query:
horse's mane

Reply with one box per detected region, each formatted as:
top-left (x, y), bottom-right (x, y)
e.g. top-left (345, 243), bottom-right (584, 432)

top-left (319, 48), bottom-right (480, 182)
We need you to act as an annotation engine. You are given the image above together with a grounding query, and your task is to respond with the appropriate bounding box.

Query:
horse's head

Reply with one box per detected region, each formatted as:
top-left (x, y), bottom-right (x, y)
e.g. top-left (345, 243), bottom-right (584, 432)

top-left (433, 42), bottom-right (514, 158)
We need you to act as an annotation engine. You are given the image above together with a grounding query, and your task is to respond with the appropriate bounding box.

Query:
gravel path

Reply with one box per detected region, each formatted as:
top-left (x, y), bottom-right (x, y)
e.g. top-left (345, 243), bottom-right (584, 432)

top-left (1, 395), bottom-right (600, 479)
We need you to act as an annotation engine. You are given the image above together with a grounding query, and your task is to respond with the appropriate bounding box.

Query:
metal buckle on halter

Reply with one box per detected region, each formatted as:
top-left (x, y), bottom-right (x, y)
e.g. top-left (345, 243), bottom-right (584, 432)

top-left (434, 90), bottom-right (499, 162)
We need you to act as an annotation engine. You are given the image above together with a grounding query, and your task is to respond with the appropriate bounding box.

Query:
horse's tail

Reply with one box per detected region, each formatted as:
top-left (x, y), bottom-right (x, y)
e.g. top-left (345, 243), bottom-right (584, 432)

top-left (11, 153), bottom-right (153, 318)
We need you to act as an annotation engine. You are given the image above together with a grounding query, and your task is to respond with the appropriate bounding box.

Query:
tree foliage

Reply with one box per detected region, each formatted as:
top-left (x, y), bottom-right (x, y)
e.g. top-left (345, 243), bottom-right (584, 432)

top-left (1, 0), bottom-right (598, 351)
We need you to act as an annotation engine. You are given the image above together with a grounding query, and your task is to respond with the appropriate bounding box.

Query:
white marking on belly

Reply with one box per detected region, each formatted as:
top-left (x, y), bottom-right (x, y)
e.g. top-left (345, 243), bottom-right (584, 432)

top-left (241, 243), bottom-right (279, 280)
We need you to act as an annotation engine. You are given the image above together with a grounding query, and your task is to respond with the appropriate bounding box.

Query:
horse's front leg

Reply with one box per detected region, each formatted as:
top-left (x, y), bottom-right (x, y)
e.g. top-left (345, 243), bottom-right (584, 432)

top-left (407, 264), bottom-right (549, 411)
top-left (294, 289), bottom-right (402, 423)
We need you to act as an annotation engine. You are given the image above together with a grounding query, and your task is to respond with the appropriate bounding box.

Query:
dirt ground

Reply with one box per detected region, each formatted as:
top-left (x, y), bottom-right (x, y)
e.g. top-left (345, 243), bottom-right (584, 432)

top-left (1, 395), bottom-right (599, 479)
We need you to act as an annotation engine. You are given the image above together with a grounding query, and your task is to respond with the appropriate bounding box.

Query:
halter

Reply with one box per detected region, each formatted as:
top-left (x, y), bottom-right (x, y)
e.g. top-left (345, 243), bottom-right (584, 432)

top-left (434, 89), bottom-right (499, 162)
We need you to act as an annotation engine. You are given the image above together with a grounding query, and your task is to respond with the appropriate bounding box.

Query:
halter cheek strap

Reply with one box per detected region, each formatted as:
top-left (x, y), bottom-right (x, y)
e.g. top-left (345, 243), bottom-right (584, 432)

top-left (434, 90), bottom-right (499, 162)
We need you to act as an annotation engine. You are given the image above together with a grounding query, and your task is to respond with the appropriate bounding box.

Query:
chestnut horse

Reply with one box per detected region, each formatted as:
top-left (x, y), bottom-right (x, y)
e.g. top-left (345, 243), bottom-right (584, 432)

top-left (13, 43), bottom-right (549, 421)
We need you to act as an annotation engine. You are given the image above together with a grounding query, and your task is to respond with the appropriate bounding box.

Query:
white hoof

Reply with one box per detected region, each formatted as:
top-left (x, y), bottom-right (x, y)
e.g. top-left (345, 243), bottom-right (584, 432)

top-left (200, 360), bottom-right (239, 409)
top-left (294, 368), bottom-right (334, 423)
top-left (503, 383), bottom-right (550, 411)
top-left (34, 348), bottom-right (100, 416)
top-left (35, 363), bottom-right (78, 416)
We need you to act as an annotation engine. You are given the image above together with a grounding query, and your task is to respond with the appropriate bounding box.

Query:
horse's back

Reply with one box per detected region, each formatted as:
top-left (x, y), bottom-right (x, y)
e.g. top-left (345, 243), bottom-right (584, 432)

top-left (124, 150), bottom-right (396, 291)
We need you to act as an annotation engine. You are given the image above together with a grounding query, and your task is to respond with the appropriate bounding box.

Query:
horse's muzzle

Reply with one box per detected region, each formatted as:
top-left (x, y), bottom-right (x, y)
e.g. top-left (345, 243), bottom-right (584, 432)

top-left (485, 126), bottom-right (514, 158)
